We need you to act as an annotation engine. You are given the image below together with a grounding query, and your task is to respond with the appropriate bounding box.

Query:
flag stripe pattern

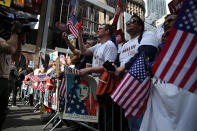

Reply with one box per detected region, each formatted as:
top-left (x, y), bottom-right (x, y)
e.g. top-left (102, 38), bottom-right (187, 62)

top-left (58, 65), bottom-right (80, 98)
top-left (38, 82), bottom-right (45, 93)
top-left (64, 65), bottom-right (79, 75)
top-left (152, 0), bottom-right (197, 93)
top-left (58, 75), bottom-right (67, 98)
top-left (25, 73), bottom-right (49, 83)
top-left (111, 53), bottom-right (150, 118)
top-left (68, 15), bottom-right (79, 38)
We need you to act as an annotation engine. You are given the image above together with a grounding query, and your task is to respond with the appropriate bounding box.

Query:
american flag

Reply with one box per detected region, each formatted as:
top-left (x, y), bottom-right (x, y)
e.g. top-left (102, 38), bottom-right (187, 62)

top-left (59, 96), bottom-right (65, 112)
top-left (58, 74), bottom-right (67, 98)
top-left (111, 53), bottom-right (151, 118)
top-left (38, 82), bottom-right (45, 93)
top-left (152, 0), bottom-right (197, 94)
top-left (67, 15), bottom-right (79, 38)
top-left (25, 73), bottom-right (49, 83)
top-left (64, 65), bottom-right (79, 75)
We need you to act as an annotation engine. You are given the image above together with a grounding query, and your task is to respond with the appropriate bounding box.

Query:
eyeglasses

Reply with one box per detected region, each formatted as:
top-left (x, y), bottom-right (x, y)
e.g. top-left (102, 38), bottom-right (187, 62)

top-left (126, 19), bottom-right (137, 25)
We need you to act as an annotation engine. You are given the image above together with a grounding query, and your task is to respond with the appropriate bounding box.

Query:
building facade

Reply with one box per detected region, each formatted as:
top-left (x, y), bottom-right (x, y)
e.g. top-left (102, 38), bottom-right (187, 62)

top-left (125, 0), bottom-right (145, 20)
top-left (146, 0), bottom-right (166, 21)
top-left (48, 0), bottom-right (147, 49)
top-left (106, 0), bottom-right (145, 20)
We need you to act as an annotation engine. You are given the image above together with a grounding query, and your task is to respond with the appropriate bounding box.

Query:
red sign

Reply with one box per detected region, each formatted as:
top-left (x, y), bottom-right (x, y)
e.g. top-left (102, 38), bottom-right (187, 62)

top-left (168, 0), bottom-right (184, 14)
top-left (115, 29), bottom-right (125, 44)
top-left (112, 0), bottom-right (123, 28)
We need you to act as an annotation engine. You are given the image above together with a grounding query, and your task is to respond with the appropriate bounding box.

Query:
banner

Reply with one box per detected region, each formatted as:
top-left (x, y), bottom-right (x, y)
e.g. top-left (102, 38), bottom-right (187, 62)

top-left (13, 0), bottom-right (24, 7)
top-left (49, 51), bottom-right (58, 61)
top-left (44, 85), bottom-right (58, 111)
top-left (44, 89), bottom-right (49, 107)
top-left (51, 92), bottom-right (57, 110)
top-left (0, 0), bottom-right (11, 7)
top-left (140, 77), bottom-right (197, 131)
top-left (63, 74), bottom-right (99, 123)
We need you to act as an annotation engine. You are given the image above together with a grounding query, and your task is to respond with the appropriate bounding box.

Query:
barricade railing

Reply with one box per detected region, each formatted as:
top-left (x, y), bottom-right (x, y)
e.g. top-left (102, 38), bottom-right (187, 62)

top-left (21, 66), bottom-right (128, 131)
top-left (42, 79), bottom-right (60, 131)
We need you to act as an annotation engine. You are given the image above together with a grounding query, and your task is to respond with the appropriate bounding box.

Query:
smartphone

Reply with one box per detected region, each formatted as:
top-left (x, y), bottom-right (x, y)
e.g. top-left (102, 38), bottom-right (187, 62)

top-left (103, 61), bottom-right (116, 71)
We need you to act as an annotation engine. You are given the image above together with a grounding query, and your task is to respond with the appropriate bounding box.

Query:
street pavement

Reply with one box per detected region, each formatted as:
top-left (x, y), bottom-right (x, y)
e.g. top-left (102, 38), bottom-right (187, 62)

top-left (2, 101), bottom-right (77, 131)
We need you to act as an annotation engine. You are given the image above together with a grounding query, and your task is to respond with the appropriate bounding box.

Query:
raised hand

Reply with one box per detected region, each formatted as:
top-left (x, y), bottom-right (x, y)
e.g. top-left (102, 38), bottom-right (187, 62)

top-left (62, 32), bottom-right (68, 40)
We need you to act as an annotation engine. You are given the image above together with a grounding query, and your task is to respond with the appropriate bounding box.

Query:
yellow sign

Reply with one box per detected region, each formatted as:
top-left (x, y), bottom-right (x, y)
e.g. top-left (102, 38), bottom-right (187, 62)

top-left (13, 0), bottom-right (24, 7)
top-left (0, 0), bottom-right (11, 7)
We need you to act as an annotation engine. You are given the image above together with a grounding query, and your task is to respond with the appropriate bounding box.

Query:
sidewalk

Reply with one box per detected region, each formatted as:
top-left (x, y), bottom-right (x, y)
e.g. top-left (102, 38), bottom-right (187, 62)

top-left (2, 100), bottom-right (74, 131)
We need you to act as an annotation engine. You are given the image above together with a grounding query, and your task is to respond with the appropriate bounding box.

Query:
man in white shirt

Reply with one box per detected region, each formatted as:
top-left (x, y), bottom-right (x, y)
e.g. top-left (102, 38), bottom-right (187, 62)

top-left (116, 14), bottom-right (159, 71)
top-left (114, 14), bottom-right (159, 131)
top-left (78, 24), bottom-right (118, 76)
top-left (77, 24), bottom-right (118, 130)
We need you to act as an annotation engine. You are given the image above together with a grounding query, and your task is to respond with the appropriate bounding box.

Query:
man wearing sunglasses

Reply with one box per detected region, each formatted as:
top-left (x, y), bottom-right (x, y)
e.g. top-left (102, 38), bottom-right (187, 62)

top-left (114, 14), bottom-right (159, 131)
top-left (116, 14), bottom-right (159, 72)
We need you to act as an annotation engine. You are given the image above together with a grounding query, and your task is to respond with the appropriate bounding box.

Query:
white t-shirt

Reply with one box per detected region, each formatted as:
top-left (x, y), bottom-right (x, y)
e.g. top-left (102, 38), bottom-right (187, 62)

top-left (90, 40), bottom-right (118, 67)
top-left (119, 31), bottom-right (159, 65)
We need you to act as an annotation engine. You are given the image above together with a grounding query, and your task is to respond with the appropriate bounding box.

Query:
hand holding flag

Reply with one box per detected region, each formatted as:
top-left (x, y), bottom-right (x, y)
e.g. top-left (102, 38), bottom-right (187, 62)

top-left (112, 0), bottom-right (123, 28)
top-left (111, 53), bottom-right (151, 118)
top-left (67, 15), bottom-right (82, 38)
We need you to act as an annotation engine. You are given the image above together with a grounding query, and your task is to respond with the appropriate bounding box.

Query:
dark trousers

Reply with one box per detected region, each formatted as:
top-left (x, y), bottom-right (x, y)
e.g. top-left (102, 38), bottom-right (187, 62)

top-left (99, 105), bottom-right (112, 131)
top-left (128, 114), bottom-right (143, 131)
top-left (98, 103), bottom-right (129, 131)
top-left (0, 77), bottom-right (9, 130)
top-left (12, 85), bottom-right (17, 106)
top-left (29, 94), bottom-right (33, 106)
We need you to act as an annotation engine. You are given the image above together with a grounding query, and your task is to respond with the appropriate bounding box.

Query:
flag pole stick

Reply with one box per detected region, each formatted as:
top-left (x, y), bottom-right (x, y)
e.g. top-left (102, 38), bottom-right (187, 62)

top-left (88, 75), bottom-right (107, 84)
top-left (67, 1), bottom-right (70, 22)
top-left (59, 0), bottom-right (64, 22)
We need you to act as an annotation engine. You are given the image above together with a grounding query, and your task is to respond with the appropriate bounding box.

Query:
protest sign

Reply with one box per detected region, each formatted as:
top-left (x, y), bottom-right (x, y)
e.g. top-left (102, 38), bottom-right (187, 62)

top-left (63, 74), bottom-right (99, 123)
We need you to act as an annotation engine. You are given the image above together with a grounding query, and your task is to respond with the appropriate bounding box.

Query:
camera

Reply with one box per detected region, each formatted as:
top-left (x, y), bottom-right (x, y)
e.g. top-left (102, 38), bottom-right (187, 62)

top-left (0, 5), bottom-right (38, 39)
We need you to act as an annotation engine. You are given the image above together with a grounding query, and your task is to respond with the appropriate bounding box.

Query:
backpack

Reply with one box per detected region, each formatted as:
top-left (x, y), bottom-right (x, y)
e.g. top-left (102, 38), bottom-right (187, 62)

top-left (96, 71), bottom-right (119, 106)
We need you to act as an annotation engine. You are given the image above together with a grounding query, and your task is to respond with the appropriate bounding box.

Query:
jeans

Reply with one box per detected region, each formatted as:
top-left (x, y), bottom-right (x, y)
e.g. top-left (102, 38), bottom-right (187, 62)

top-left (128, 114), bottom-right (143, 131)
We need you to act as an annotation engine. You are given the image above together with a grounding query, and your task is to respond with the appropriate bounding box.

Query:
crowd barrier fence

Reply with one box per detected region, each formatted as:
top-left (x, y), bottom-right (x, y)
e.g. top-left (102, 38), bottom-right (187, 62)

top-left (21, 70), bottom-right (128, 131)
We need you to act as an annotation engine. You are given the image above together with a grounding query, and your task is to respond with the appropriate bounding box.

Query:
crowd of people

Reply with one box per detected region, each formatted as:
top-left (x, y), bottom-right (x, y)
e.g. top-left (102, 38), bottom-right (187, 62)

top-left (1, 9), bottom-right (194, 131)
